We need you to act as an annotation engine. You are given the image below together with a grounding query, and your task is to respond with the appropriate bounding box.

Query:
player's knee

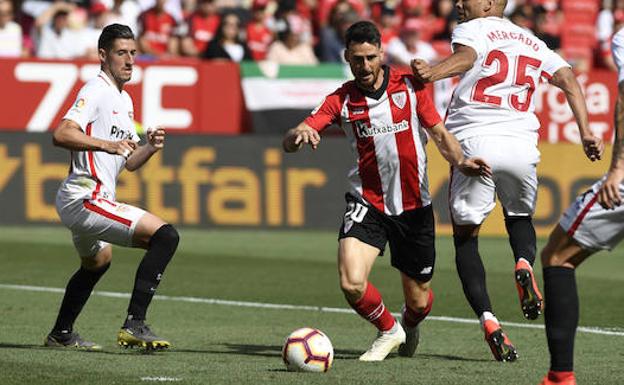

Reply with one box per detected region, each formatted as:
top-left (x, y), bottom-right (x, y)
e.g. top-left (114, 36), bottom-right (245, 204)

top-left (150, 224), bottom-right (180, 253)
top-left (82, 260), bottom-right (111, 274)
top-left (405, 296), bottom-right (428, 313)
top-left (541, 248), bottom-right (566, 268)
top-left (339, 275), bottom-right (366, 299)
top-left (453, 234), bottom-right (478, 250)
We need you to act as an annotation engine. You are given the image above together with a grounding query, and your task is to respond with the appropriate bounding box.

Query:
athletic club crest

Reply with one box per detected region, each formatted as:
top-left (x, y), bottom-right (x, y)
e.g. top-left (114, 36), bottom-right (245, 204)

top-left (391, 91), bottom-right (406, 109)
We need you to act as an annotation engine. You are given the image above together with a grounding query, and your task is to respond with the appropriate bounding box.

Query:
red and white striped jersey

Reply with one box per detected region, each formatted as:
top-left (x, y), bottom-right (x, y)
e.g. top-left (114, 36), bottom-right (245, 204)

top-left (305, 66), bottom-right (441, 215)
top-left (446, 17), bottom-right (569, 142)
top-left (59, 71), bottom-right (140, 201)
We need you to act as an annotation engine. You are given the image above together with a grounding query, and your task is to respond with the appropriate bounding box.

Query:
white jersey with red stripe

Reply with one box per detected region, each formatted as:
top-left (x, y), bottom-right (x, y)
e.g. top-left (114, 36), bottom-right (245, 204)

top-left (445, 17), bottom-right (569, 142)
top-left (58, 71), bottom-right (140, 201)
top-left (558, 30), bottom-right (624, 251)
top-left (305, 66), bottom-right (441, 215)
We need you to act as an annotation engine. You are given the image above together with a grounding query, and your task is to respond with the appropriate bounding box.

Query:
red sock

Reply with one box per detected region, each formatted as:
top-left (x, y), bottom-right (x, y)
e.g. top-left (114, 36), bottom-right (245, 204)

top-left (547, 370), bottom-right (575, 383)
top-left (351, 282), bottom-right (396, 332)
top-left (403, 289), bottom-right (434, 328)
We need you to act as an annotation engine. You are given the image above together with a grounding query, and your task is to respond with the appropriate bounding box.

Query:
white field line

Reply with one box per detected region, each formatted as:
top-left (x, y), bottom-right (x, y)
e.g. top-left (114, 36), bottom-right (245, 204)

top-left (140, 377), bottom-right (182, 382)
top-left (1, 283), bottom-right (623, 337)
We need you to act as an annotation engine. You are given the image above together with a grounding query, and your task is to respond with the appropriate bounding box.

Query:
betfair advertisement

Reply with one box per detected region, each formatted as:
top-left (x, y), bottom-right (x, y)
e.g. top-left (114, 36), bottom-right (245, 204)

top-left (0, 133), bottom-right (609, 236)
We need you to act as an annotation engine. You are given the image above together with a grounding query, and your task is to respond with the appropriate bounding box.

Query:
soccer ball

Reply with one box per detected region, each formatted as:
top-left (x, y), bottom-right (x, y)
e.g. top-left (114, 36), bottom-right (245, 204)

top-left (282, 328), bottom-right (334, 373)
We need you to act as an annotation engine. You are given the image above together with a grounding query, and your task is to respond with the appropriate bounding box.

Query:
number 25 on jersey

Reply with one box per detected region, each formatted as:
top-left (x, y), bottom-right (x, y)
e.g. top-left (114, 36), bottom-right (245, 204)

top-left (471, 49), bottom-right (542, 112)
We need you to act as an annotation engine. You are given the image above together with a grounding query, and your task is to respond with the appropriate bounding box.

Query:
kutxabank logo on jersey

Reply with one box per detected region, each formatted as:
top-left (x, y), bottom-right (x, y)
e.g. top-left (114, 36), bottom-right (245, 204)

top-left (354, 119), bottom-right (409, 138)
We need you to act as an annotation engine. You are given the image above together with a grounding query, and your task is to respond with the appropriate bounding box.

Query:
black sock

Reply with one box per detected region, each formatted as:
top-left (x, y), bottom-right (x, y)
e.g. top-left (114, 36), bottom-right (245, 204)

top-left (52, 263), bottom-right (110, 333)
top-left (126, 224), bottom-right (179, 322)
top-left (454, 235), bottom-right (492, 317)
top-left (543, 266), bottom-right (578, 372)
top-left (504, 215), bottom-right (537, 265)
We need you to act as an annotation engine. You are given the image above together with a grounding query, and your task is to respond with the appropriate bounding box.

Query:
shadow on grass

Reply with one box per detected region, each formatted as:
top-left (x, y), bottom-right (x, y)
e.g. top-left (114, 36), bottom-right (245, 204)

top-left (175, 343), bottom-right (362, 359)
top-left (418, 353), bottom-right (490, 363)
top-left (0, 342), bottom-right (170, 356)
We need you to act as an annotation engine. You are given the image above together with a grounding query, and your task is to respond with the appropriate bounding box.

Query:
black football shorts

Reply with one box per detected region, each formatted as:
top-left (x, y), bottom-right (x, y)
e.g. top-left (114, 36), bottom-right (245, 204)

top-left (338, 193), bottom-right (436, 282)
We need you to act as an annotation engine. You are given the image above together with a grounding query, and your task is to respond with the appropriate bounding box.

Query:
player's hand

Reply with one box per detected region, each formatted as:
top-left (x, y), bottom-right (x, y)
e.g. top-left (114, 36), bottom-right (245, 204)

top-left (457, 157), bottom-right (492, 178)
top-left (105, 139), bottom-right (138, 158)
top-left (581, 135), bottom-right (604, 161)
top-left (292, 126), bottom-right (321, 151)
top-left (597, 169), bottom-right (624, 209)
top-left (411, 59), bottom-right (433, 83)
top-left (147, 126), bottom-right (166, 151)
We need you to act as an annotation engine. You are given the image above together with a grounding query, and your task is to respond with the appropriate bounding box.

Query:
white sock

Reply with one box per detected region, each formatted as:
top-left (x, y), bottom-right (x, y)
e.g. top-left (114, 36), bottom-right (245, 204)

top-left (517, 257), bottom-right (533, 270)
top-left (479, 311), bottom-right (498, 329)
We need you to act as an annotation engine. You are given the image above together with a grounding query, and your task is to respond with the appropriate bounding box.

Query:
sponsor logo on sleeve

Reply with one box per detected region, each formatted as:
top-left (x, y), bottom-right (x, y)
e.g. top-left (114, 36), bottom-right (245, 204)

top-left (74, 98), bottom-right (85, 109)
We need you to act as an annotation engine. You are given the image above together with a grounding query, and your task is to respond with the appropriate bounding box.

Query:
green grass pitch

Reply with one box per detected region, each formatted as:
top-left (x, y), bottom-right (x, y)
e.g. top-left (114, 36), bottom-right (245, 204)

top-left (0, 226), bottom-right (622, 385)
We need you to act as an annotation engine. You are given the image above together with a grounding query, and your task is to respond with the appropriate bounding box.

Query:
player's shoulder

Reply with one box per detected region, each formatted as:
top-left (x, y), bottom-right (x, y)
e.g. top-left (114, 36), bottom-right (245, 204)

top-left (453, 17), bottom-right (486, 34)
top-left (329, 81), bottom-right (357, 100)
top-left (389, 67), bottom-right (426, 91)
top-left (78, 75), bottom-right (109, 99)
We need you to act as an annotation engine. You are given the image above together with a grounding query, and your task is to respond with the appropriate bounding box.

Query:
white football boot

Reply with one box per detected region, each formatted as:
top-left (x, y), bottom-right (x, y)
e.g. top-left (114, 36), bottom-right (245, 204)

top-left (359, 322), bottom-right (406, 361)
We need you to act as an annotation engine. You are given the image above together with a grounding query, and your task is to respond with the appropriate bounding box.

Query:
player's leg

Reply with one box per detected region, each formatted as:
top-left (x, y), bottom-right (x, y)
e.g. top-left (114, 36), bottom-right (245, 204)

top-left (339, 237), bottom-right (405, 361)
top-left (45, 239), bottom-right (112, 350)
top-left (450, 137), bottom-right (517, 361)
top-left (118, 211), bottom-right (179, 350)
top-left (337, 194), bottom-right (404, 361)
top-left (454, 222), bottom-right (516, 361)
top-left (389, 204), bottom-right (435, 358)
top-left (538, 225), bottom-right (591, 385)
top-left (453, 223), bottom-right (492, 320)
top-left (537, 178), bottom-right (621, 384)
top-left (496, 141), bottom-right (542, 320)
top-left (398, 275), bottom-right (432, 357)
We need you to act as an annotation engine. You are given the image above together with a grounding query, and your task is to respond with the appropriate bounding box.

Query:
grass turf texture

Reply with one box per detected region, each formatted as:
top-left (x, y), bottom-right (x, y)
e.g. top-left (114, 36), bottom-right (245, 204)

top-left (0, 226), bottom-right (622, 385)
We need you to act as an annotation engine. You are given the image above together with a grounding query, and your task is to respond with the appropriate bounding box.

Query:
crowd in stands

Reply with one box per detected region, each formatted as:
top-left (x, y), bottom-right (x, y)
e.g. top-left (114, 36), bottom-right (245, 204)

top-left (0, 0), bottom-right (618, 71)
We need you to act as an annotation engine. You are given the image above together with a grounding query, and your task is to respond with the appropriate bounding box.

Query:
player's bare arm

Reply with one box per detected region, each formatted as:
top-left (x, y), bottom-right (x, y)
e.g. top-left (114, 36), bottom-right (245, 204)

top-left (125, 127), bottom-right (165, 171)
top-left (53, 118), bottom-right (137, 156)
top-left (598, 82), bottom-right (624, 209)
top-left (282, 122), bottom-right (321, 152)
top-left (426, 122), bottom-right (492, 177)
top-left (411, 44), bottom-right (477, 83)
top-left (549, 67), bottom-right (604, 161)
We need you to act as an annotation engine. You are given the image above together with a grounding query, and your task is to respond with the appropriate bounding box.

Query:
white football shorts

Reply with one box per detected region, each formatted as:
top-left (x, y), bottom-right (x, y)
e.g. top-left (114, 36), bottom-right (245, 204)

top-left (559, 176), bottom-right (624, 251)
top-left (449, 136), bottom-right (540, 225)
top-left (56, 193), bottom-right (147, 258)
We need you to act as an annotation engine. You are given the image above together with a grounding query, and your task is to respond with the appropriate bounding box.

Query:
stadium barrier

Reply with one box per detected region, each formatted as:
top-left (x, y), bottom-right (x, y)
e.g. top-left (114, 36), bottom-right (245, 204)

top-left (0, 58), bottom-right (617, 141)
top-left (0, 132), bottom-right (609, 236)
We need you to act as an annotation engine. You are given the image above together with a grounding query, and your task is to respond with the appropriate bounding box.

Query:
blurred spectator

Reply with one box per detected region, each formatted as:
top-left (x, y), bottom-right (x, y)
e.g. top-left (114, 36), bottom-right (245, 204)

top-left (430, 0), bottom-right (455, 41)
top-left (201, 12), bottom-right (252, 62)
top-left (137, 0), bottom-right (179, 56)
top-left (509, 8), bottom-right (531, 33)
top-left (81, 2), bottom-right (110, 60)
top-left (138, 0), bottom-right (183, 23)
top-left (36, 2), bottom-right (88, 59)
top-left (180, 0), bottom-right (220, 56)
top-left (104, 0), bottom-right (141, 35)
top-left (0, 0), bottom-right (26, 57)
top-left (316, 0), bottom-right (365, 28)
top-left (597, 0), bottom-right (614, 44)
top-left (534, 7), bottom-right (560, 50)
top-left (386, 18), bottom-right (437, 67)
top-left (246, 0), bottom-right (273, 61)
top-left (266, 17), bottom-right (317, 64)
top-left (319, 2), bottom-right (359, 62)
top-left (273, 0), bottom-right (313, 46)
top-left (377, 5), bottom-right (399, 52)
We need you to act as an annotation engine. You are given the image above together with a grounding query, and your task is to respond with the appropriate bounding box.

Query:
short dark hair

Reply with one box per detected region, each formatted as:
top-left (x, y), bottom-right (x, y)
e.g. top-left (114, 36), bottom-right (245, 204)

top-left (98, 24), bottom-right (134, 52)
top-left (344, 21), bottom-right (381, 48)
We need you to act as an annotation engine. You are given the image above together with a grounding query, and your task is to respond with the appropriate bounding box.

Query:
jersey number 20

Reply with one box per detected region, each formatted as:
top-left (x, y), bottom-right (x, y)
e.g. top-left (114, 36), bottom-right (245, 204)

top-left (471, 49), bottom-right (542, 112)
